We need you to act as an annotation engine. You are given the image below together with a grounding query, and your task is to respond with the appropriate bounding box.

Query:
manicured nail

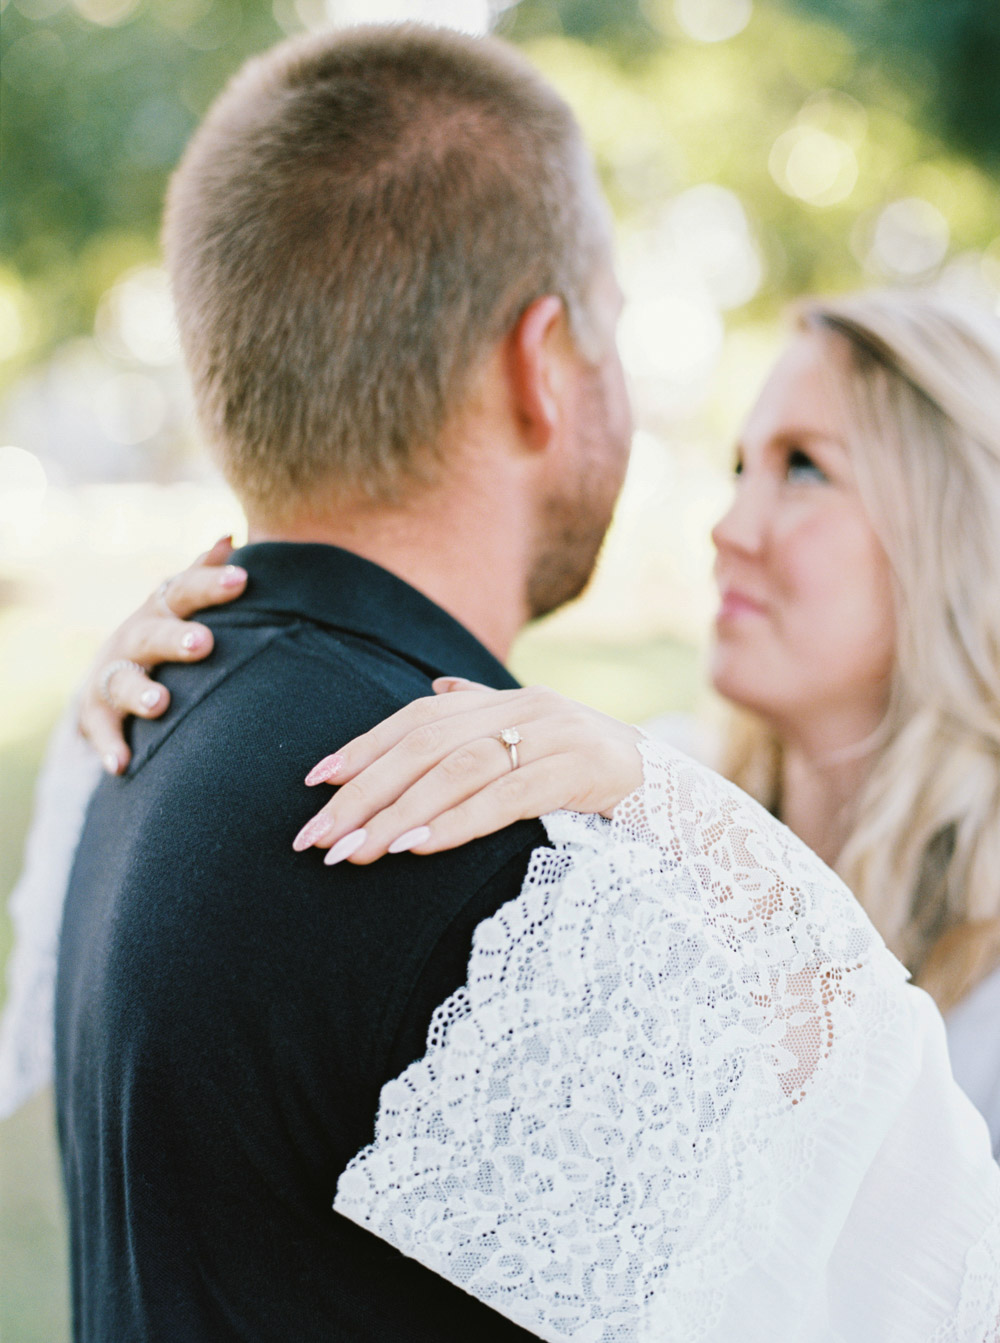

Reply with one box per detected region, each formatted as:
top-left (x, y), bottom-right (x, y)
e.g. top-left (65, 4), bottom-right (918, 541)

top-left (181, 630), bottom-right (204, 652)
top-left (220, 565), bottom-right (246, 588)
top-left (305, 754), bottom-right (343, 786)
top-left (140, 688), bottom-right (161, 709)
top-left (388, 826), bottom-right (431, 855)
top-left (433, 677), bottom-right (469, 693)
top-left (103, 753), bottom-right (121, 775)
top-left (292, 816), bottom-right (330, 852)
top-left (324, 829), bottom-right (366, 865)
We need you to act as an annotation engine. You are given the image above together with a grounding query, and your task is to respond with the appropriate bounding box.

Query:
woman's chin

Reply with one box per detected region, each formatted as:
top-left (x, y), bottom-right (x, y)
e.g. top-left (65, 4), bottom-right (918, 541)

top-left (709, 651), bottom-right (775, 720)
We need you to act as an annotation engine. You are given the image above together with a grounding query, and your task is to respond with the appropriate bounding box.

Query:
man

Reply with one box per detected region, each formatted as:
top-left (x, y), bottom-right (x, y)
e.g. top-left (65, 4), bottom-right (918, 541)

top-left (55, 23), bottom-right (629, 1341)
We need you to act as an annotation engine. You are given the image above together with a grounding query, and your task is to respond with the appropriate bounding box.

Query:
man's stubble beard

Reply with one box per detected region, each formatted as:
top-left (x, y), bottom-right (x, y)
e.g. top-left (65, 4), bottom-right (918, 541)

top-left (526, 363), bottom-right (630, 622)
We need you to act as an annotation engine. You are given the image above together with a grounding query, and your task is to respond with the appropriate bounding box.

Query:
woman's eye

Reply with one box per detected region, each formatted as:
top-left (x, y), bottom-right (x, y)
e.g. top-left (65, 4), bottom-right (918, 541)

top-left (785, 448), bottom-right (827, 483)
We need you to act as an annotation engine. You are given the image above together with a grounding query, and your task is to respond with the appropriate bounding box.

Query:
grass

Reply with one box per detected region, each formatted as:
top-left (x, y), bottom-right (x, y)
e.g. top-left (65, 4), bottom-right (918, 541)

top-left (0, 725), bottom-right (71, 1343)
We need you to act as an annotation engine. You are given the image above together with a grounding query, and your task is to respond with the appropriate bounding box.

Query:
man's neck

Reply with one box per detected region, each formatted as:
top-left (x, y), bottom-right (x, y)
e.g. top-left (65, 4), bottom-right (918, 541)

top-left (247, 487), bottom-right (532, 664)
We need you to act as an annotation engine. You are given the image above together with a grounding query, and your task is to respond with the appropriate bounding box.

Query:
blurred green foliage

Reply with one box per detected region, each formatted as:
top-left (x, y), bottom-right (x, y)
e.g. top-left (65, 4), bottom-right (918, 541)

top-left (1, 0), bottom-right (998, 393)
top-left (793, 0), bottom-right (1000, 170)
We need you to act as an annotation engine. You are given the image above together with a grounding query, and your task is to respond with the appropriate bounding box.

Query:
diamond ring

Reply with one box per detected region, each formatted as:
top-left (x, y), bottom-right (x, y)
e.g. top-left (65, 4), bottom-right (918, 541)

top-left (498, 726), bottom-right (522, 770)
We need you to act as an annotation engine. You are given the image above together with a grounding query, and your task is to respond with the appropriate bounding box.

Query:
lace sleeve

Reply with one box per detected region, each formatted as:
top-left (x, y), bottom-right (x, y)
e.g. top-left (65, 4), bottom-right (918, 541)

top-left (0, 701), bottom-right (103, 1118)
top-left (335, 739), bottom-right (1000, 1341)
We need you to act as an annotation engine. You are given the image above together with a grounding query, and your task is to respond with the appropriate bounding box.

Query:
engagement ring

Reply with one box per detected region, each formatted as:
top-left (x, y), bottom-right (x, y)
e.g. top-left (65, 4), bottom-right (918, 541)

top-left (498, 726), bottom-right (522, 770)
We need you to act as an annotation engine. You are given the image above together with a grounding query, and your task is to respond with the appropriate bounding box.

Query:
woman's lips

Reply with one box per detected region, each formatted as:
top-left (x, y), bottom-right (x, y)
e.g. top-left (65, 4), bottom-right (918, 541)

top-left (716, 589), bottom-right (768, 622)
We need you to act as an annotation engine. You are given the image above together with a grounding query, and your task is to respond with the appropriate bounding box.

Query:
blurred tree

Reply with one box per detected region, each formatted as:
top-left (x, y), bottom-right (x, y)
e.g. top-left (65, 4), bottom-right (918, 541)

top-left (788, 0), bottom-right (1000, 171)
top-left (0, 0), bottom-right (997, 389)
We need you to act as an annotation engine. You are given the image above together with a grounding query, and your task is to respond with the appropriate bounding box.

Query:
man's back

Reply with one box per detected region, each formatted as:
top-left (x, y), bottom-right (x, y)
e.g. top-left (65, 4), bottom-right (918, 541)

top-left (55, 543), bottom-right (544, 1341)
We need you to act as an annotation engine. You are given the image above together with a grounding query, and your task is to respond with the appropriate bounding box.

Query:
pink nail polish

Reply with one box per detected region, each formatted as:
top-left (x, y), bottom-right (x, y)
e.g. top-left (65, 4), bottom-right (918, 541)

top-left (103, 753), bottom-right (121, 775)
top-left (305, 754), bottom-right (343, 786)
top-left (292, 817), bottom-right (329, 852)
top-left (140, 688), bottom-right (161, 709)
top-left (181, 631), bottom-right (203, 652)
top-left (220, 565), bottom-right (246, 588)
top-left (388, 826), bottom-right (431, 855)
top-left (324, 829), bottom-right (366, 866)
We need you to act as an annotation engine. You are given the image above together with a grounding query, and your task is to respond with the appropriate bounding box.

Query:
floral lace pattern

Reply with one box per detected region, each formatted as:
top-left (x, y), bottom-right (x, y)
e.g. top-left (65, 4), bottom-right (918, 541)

top-left (336, 740), bottom-right (1000, 1341)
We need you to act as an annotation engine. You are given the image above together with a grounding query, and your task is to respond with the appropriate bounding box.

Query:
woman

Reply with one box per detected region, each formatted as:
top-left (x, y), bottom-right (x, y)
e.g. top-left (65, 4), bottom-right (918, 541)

top-left (4, 289), bottom-right (1000, 1155)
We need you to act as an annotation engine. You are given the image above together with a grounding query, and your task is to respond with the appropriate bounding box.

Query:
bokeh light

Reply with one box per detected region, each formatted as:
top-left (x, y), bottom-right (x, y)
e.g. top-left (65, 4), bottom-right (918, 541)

top-left (72, 0), bottom-right (141, 25)
top-left (92, 373), bottom-right (168, 446)
top-left (0, 446), bottom-right (48, 546)
top-left (673, 0), bottom-right (752, 43)
top-left (769, 125), bottom-right (858, 206)
top-left (95, 267), bottom-right (180, 368)
top-left (316, 0), bottom-right (499, 33)
top-left (868, 197), bottom-right (950, 278)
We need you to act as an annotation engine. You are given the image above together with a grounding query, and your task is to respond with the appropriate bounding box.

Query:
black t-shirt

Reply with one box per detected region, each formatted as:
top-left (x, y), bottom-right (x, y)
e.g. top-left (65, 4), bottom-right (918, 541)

top-left (55, 542), bottom-right (546, 1341)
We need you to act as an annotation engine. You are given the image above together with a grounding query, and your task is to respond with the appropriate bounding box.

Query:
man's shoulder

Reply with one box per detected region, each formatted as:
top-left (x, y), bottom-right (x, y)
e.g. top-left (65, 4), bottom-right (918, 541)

top-left (127, 611), bottom-right (422, 774)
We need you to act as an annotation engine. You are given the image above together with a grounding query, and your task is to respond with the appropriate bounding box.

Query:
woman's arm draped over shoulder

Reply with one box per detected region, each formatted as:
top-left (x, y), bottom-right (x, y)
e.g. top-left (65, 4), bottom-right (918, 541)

top-left (334, 738), bottom-right (1000, 1341)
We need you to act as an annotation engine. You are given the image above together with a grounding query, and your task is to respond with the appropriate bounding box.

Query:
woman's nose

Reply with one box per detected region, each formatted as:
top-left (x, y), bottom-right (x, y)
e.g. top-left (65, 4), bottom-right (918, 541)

top-left (711, 479), bottom-right (767, 556)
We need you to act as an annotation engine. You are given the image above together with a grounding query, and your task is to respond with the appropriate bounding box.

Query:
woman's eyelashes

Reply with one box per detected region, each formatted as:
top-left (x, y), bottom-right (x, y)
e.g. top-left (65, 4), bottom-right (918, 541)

top-left (730, 449), bottom-right (828, 483)
top-left (785, 447), bottom-right (828, 483)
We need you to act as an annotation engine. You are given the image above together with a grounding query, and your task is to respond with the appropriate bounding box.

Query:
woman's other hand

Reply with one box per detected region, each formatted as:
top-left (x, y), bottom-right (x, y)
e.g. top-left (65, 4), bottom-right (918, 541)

top-left (293, 680), bottom-right (643, 865)
top-left (79, 537), bottom-right (248, 775)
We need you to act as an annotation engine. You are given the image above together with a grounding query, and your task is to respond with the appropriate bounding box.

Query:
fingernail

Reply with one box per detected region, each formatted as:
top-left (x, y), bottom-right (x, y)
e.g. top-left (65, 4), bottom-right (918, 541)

top-left (220, 565), bottom-right (246, 588)
top-left (305, 754), bottom-right (343, 786)
top-left (433, 677), bottom-right (468, 693)
top-left (140, 688), bottom-right (161, 709)
top-left (388, 826), bottom-right (431, 855)
top-left (324, 829), bottom-right (366, 866)
top-left (103, 753), bottom-right (121, 775)
top-left (292, 816), bottom-right (329, 852)
top-left (181, 630), bottom-right (204, 652)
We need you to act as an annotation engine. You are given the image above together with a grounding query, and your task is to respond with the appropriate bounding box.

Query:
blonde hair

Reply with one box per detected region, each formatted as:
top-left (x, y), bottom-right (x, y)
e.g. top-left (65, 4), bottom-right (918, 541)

top-left (163, 24), bottom-right (609, 518)
top-left (725, 290), bottom-right (1000, 1013)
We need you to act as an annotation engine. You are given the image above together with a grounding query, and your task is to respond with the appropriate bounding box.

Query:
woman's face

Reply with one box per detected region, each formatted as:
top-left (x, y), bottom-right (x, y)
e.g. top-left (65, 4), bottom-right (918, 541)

top-left (710, 330), bottom-right (896, 745)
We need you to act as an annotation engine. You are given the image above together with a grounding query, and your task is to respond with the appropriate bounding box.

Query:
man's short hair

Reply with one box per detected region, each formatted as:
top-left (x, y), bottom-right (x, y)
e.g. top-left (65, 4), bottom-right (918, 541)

top-left (163, 23), bottom-right (609, 514)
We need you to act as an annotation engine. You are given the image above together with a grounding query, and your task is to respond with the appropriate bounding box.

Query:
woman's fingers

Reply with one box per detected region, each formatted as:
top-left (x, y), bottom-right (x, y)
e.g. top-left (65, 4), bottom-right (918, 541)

top-left (154, 556), bottom-right (247, 621)
top-left (122, 614), bottom-right (214, 666)
top-left (295, 705), bottom-right (532, 851)
top-left (294, 683), bottom-right (643, 868)
top-left (334, 755), bottom-right (577, 865)
top-left (76, 536), bottom-right (246, 765)
top-left (79, 702), bottom-right (135, 776)
top-left (396, 759), bottom-right (575, 855)
top-left (305, 686), bottom-right (533, 787)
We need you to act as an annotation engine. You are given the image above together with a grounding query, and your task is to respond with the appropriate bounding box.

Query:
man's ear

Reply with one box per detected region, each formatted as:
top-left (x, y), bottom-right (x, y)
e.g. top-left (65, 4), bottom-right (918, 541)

top-left (506, 294), bottom-right (570, 451)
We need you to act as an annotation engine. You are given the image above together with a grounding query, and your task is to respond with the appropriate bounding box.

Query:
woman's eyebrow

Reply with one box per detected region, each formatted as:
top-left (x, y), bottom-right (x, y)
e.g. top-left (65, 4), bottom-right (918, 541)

top-left (773, 427), bottom-right (846, 450)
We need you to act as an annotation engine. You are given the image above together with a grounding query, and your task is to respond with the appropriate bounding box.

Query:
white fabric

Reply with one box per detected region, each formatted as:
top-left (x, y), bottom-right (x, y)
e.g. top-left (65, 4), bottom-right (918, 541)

top-left (335, 739), bottom-right (1000, 1341)
top-left (0, 704), bottom-right (101, 1118)
top-left (947, 963), bottom-right (1000, 1160)
top-left (642, 712), bottom-right (1000, 1157)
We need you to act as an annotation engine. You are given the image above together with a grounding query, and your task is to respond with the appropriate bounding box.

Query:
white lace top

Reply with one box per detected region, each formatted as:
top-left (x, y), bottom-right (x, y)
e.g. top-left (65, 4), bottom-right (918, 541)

top-left (642, 713), bottom-right (1000, 1159)
top-left (2, 710), bottom-right (999, 1339)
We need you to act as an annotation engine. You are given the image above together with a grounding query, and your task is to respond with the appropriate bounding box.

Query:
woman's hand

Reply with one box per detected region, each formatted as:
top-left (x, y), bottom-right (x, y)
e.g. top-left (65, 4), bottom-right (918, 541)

top-left (293, 680), bottom-right (643, 865)
top-left (79, 537), bottom-right (248, 775)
